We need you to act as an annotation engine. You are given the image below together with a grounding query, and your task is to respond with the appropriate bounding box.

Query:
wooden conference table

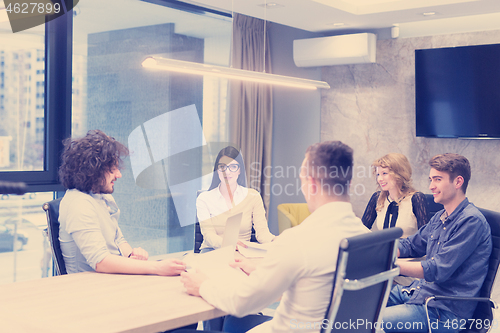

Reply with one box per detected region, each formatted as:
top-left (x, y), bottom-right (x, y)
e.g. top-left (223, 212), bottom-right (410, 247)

top-left (0, 266), bottom-right (226, 332)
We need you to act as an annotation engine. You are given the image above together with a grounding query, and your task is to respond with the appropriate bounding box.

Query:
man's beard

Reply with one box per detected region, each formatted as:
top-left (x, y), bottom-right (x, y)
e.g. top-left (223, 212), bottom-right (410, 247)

top-left (96, 182), bottom-right (114, 194)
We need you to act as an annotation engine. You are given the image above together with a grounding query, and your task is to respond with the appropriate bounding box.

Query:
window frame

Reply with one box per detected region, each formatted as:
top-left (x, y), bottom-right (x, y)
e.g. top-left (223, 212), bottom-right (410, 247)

top-left (0, 0), bottom-right (230, 193)
top-left (0, 11), bottom-right (72, 193)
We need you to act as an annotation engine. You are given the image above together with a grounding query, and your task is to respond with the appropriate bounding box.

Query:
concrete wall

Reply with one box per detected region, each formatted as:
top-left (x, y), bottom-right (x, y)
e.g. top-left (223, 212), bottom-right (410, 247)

top-left (321, 30), bottom-right (500, 217)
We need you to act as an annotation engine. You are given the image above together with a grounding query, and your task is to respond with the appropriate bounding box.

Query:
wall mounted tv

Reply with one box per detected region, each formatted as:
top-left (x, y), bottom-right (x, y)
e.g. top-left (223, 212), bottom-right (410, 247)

top-left (415, 43), bottom-right (500, 138)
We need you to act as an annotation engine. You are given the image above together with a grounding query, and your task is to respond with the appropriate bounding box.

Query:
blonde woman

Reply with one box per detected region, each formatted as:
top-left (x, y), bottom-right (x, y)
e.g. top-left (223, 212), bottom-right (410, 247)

top-left (361, 153), bottom-right (429, 238)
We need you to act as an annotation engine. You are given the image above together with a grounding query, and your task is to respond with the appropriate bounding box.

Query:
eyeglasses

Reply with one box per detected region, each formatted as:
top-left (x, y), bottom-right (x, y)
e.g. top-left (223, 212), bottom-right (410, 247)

top-left (217, 164), bottom-right (240, 172)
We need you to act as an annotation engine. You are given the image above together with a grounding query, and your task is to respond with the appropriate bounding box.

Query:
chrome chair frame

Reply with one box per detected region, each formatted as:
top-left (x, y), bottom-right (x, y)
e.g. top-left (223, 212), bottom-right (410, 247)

top-left (322, 227), bottom-right (403, 333)
top-left (424, 207), bottom-right (500, 333)
top-left (425, 297), bottom-right (498, 333)
top-left (42, 198), bottom-right (67, 276)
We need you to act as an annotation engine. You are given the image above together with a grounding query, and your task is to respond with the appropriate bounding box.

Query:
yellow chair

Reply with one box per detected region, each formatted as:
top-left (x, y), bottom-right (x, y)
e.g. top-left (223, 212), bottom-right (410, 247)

top-left (277, 203), bottom-right (311, 234)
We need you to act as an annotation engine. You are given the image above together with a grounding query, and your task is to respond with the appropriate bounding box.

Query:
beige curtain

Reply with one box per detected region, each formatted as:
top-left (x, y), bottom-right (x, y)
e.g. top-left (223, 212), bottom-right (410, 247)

top-left (229, 13), bottom-right (273, 214)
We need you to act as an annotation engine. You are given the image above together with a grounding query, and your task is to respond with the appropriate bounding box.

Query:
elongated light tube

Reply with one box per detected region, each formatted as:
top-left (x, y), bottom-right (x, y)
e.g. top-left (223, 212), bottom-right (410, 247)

top-left (142, 57), bottom-right (330, 90)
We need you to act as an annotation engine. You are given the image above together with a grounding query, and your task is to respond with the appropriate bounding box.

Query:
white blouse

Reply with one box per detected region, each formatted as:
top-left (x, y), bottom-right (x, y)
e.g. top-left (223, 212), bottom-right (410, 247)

top-left (196, 185), bottom-right (275, 250)
top-left (372, 194), bottom-right (418, 238)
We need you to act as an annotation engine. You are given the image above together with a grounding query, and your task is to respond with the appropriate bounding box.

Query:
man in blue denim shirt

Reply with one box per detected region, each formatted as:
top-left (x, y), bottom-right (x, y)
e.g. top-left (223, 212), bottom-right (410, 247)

top-left (383, 153), bottom-right (492, 333)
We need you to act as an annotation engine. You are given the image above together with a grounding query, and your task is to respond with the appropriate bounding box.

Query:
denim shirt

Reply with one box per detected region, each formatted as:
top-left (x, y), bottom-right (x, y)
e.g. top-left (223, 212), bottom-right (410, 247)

top-left (398, 198), bottom-right (492, 320)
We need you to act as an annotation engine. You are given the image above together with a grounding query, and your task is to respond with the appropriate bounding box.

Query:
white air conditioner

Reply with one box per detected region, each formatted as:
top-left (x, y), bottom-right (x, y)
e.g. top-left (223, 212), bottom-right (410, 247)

top-left (293, 33), bottom-right (377, 67)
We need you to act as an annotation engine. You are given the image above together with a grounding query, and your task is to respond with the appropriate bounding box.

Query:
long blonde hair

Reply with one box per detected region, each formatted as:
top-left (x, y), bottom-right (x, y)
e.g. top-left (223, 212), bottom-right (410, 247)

top-left (373, 153), bottom-right (416, 211)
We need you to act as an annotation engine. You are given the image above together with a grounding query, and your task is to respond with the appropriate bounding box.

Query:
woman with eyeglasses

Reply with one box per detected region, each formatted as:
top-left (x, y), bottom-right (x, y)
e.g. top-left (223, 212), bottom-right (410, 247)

top-left (196, 146), bottom-right (275, 331)
top-left (196, 146), bottom-right (276, 254)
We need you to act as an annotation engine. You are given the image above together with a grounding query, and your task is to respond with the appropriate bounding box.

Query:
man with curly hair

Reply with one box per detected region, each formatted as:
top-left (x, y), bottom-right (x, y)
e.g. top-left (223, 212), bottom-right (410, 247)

top-left (58, 129), bottom-right (186, 276)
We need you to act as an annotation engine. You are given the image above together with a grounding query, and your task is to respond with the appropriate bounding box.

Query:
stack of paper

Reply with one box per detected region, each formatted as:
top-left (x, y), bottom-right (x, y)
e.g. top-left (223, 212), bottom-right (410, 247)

top-left (237, 241), bottom-right (272, 258)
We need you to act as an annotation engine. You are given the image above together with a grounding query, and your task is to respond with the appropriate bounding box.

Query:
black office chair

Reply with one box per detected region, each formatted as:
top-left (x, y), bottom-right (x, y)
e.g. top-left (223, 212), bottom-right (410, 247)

top-left (425, 194), bottom-right (444, 221)
top-left (194, 220), bottom-right (204, 254)
top-left (425, 207), bottom-right (500, 333)
top-left (321, 227), bottom-right (403, 333)
top-left (194, 190), bottom-right (205, 253)
top-left (42, 198), bottom-right (67, 276)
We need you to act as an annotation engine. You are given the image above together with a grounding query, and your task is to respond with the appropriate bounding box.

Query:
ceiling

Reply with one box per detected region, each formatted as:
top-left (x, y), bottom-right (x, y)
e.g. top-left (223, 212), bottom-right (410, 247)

top-left (179, 0), bottom-right (500, 38)
top-left (1, 0), bottom-right (500, 43)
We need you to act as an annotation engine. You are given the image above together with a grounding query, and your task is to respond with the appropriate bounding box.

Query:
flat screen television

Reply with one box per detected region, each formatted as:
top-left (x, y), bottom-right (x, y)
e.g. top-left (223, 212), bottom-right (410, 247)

top-left (415, 43), bottom-right (500, 138)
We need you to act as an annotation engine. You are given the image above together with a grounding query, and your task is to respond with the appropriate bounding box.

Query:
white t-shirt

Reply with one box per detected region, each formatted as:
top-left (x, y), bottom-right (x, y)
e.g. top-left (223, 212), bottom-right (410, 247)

top-left (59, 189), bottom-right (127, 273)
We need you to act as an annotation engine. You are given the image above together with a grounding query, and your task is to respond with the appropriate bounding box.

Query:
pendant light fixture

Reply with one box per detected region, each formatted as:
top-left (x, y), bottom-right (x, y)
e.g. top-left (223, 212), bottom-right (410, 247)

top-left (142, 1), bottom-right (330, 90)
top-left (142, 57), bottom-right (330, 90)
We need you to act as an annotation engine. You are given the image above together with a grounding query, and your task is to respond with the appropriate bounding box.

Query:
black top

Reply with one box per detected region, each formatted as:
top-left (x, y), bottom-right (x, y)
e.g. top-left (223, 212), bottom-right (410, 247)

top-left (361, 191), bottom-right (429, 230)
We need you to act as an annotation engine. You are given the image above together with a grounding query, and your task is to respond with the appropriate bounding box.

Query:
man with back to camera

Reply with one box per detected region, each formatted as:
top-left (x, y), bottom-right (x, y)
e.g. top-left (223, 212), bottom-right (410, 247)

top-left (180, 141), bottom-right (370, 332)
top-left (383, 153), bottom-right (492, 333)
top-left (58, 129), bottom-right (186, 276)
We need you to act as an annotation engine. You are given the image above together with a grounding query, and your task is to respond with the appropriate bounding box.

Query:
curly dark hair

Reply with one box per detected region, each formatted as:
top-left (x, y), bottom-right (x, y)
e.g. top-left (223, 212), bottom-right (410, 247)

top-left (58, 130), bottom-right (129, 193)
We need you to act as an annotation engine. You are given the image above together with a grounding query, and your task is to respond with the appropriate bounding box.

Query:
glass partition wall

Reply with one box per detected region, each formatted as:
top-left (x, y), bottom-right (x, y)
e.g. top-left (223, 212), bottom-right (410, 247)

top-left (72, 0), bottom-right (232, 255)
top-left (0, 11), bottom-right (56, 284)
top-left (0, 191), bottom-right (54, 284)
top-left (0, 0), bottom-right (233, 285)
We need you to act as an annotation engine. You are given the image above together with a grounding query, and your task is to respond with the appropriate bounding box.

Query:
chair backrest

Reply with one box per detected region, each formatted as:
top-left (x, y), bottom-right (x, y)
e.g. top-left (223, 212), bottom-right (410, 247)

top-left (42, 198), bottom-right (67, 275)
top-left (277, 203), bottom-right (311, 234)
top-left (422, 197), bottom-right (499, 333)
top-left (194, 221), bottom-right (204, 254)
top-left (468, 207), bottom-right (500, 333)
top-left (194, 190), bottom-right (206, 253)
top-left (194, 190), bottom-right (257, 253)
top-left (321, 227), bottom-right (403, 333)
top-left (425, 194), bottom-right (444, 222)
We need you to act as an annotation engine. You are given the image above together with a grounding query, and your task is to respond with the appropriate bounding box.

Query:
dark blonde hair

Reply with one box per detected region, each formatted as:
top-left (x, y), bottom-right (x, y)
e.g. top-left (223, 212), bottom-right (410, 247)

top-left (373, 153), bottom-right (416, 211)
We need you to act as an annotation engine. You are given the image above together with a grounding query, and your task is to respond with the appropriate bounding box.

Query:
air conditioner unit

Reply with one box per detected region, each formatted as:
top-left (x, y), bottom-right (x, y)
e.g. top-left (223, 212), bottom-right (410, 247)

top-left (293, 33), bottom-right (377, 67)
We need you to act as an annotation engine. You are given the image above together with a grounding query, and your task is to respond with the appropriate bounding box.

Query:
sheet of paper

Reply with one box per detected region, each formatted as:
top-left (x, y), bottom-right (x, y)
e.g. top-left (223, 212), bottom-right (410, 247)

top-left (183, 247), bottom-right (248, 283)
top-left (237, 247), bottom-right (266, 258)
top-left (239, 240), bottom-right (273, 251)
top-left (237, 240), bottom-right (272, 258)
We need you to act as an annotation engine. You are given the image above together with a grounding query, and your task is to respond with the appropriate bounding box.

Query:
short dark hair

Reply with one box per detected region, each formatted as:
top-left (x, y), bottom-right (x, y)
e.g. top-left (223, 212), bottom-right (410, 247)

top-left (305, 141), bottom-right (354, 196)
top-left (208, 146), bottom-right (246, 190)
top-left (58, 130), bottom-right (129, 193)
top-left (429, 153), bottom-right (471, 194)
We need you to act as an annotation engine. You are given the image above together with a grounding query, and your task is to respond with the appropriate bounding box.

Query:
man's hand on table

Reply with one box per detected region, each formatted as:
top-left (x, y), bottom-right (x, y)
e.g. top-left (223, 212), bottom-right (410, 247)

top-left (155, 259), bottom-right (186, 276)
top-left (181, 270), bottom-right (209, 296)
top-left (129, 247), bottom-right (149, 260)
top-left (230, 258), bottom-right (256, 276)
